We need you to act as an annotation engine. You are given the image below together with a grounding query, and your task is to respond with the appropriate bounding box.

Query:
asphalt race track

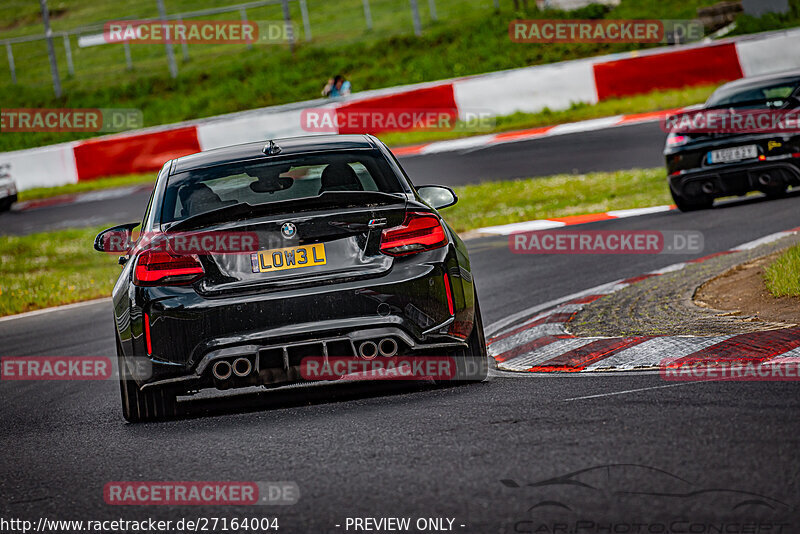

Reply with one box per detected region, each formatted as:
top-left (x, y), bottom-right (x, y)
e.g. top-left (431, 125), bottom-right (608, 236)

top-left (0, 121), bottom-right (667, 236)
top-left (2, 185), bottom-right (799, 531)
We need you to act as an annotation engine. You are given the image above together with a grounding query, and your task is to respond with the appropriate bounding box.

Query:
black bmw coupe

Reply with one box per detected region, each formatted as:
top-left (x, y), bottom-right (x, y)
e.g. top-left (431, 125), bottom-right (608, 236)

top-left (95, 135), bottom-right (488, 422)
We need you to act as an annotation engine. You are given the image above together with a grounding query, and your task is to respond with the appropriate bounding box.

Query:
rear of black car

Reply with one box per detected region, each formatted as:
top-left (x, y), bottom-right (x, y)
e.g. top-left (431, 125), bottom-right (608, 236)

top-left (99, 135), bottom-right (486, 422)
top-left (665, 72), bottom-right (800, 211)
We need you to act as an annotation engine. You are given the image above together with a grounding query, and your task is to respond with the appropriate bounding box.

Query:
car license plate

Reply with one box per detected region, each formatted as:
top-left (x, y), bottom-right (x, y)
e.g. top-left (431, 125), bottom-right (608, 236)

top-left (251, 243), bottom-right (326, 273)
top-left (707, 145), bottom-right (758, 164)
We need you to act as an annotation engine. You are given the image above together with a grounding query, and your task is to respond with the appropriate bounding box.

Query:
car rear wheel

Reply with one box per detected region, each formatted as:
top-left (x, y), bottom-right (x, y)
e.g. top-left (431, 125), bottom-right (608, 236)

top-left (117, 341), bottom-right (177, 422)
top-left (671, 190), bottom-right (713, 212)
top-left (436, 292), bottom-right (489, 385)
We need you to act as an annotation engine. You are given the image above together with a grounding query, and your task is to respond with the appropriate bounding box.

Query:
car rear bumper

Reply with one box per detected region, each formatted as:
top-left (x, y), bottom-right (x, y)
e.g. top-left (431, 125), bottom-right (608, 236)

top-left (120, 255), bottom-right (476, 390)
top-left (668, 160), bottom-right (800, 198)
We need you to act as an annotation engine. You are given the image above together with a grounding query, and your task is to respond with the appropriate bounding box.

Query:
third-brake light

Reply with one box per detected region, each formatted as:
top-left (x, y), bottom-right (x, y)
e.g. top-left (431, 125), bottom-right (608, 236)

top-left (380, 212), bottom-right (447, 256)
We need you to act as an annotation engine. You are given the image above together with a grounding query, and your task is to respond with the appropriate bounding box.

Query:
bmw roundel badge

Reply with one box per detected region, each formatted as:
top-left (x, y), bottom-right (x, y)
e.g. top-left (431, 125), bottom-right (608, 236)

top-left (281, 222), bottom-right (297, 239)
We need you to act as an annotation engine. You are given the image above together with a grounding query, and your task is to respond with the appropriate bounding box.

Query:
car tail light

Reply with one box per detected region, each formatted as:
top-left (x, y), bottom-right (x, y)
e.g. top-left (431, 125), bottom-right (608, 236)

top-left (666, 133), bottom-right (689, 147)
top-left (792, 153), bottom-right (800, 158)
top-left (380, 212), bottom-right (447, 256)
top-left (133, 248), bottom-right (204, 286)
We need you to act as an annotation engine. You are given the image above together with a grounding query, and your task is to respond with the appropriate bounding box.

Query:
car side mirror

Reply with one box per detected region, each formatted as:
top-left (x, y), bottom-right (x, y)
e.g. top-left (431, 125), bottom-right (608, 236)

top-left (417, 185), bottom-right (458, 209)
top-left (94, 222), bottom-right (140, 253)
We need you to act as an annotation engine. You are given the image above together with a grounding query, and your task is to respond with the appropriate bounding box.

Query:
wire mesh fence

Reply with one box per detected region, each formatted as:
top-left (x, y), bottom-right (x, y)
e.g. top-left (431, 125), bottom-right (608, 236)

top-left (0, 0), bottom-right (505, 94)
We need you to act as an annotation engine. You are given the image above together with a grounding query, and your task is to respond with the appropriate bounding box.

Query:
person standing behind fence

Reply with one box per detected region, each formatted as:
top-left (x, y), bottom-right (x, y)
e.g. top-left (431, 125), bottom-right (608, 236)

top-left (322, 75), bottom-right (352, 97)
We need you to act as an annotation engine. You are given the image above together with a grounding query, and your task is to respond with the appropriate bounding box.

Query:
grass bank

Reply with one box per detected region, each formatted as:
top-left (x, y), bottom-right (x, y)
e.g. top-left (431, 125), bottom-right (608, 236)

top-left (0, 166), bottom-right (670, 316)
top-left (0, 225), bottom-right (119, 316)
top-left (764, 244), bottom-right (800, 297)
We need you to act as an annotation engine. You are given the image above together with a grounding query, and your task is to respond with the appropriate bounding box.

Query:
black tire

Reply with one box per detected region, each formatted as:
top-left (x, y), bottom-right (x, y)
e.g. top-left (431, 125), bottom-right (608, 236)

top-left (671, 189), bottom-right (713, 212)
top-left (117, 342), bottom-right (177, 422)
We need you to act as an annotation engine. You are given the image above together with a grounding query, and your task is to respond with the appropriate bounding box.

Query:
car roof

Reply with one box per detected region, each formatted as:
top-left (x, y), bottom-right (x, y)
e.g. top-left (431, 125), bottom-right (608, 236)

top-left (171, 134), bottom-right (378, 174)
top-left (713, 70), bottom-right (800, 93)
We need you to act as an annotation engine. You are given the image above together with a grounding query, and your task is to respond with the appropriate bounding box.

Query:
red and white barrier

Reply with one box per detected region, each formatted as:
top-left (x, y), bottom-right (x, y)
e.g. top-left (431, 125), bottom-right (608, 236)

top-left (592, 42), bottom-right (743, 100)
top-left (2, 28), bottom-right (799, 191)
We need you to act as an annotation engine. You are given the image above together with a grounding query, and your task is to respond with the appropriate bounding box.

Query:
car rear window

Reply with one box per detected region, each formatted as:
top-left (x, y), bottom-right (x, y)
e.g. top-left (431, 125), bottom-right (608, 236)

top-left (161, 151), bottom-right (404, 223)
top-left (706, 78), bottom-right (800, 108)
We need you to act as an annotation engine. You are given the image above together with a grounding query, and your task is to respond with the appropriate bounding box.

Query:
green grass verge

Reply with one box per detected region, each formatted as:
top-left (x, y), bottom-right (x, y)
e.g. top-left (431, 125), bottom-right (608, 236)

top-left (0, 166), bottom-right (671, 316)
top-left (0, 225), bottom-right (120, 316)
top-left (730, 0), bottom-right (800, 36)
top-left (0, 0), bottom-right (727, 153)
top-left (443, 167), bottom-right (670, 232)
top-left (18, 173), bottom-right (155, 202)
top-left (764, 244), bottom-right (800, 297)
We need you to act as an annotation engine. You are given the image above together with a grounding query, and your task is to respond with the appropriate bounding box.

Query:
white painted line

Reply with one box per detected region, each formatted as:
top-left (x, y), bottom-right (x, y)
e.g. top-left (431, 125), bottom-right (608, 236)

top-left (606, 205), bottom-right (673, 218)
top-left (0, 298), bottom-right (111, 323)
top-left (562, 381), bottom-right (705, 401)
top-left (547, 115), bottom-right (623, 136)
top-left (417, 134), bottom-right (497, 154)
top-left (648, 262), bottom-right (687, 275)
top-left (732, 230), bottom-right (796, 251)
top-left (476, 219), bottom-right (565, 236)
top-left (476, 204), bottom-right (676, 236)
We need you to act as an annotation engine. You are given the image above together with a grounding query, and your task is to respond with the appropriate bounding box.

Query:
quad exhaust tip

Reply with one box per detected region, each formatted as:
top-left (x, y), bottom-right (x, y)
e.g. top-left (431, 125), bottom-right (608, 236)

top-left (358, 338), bottom-right (398, 359)
top-left (358, 341), bottom-right (378, 360)
top-left (378, 338), bottom-right (398, 357)
top-left (212, 360), bottom-right (232, 380)
top-left (232, 357), bottom-right (253, 377)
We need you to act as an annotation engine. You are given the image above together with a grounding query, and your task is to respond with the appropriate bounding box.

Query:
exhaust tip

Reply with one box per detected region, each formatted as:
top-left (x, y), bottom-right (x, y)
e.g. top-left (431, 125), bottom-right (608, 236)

top-left (232, 357), bottom-right (253, 377)
top-left (378, 338), bottom-right (398, 357)
top-left (212, 360), bottom-right (232, 380)
top-left (701, 182), bottom-right (715, 195)
top-left (758, 174), bottom-right (772, 186)
top-left (358, 341), bottom-right (378, 360)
